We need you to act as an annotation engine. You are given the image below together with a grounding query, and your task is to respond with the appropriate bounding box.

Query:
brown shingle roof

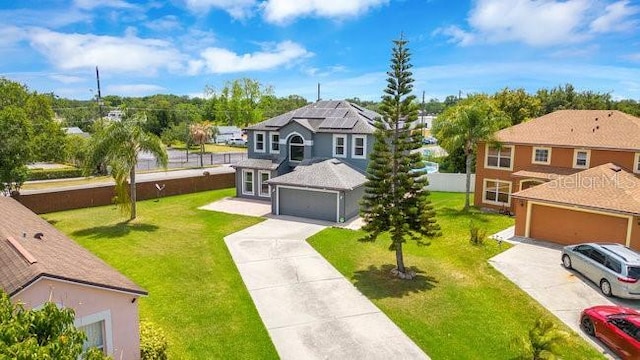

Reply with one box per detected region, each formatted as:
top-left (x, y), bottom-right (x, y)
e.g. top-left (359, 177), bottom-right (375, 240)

top-left (512, 163), bottom-right (640, 216)
top-left (0, 197), bottom-right (146, 297)
top-left (495, 110), bottom-right (640, 150)
top-left (511, 166), bottom-right (581, 180)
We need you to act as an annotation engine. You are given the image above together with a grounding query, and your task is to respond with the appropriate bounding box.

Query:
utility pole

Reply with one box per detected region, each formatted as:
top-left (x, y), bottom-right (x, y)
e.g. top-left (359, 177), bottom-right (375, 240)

top-left (317, 83), bottom-right (321, 102)
top-left (96, 66), bottom-right (103, 118)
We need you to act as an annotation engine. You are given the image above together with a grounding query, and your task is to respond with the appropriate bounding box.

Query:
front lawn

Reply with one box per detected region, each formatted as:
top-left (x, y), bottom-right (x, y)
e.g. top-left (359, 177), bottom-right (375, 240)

top-left (308, 192), bottom-right (604, 359)
top-left (42, 189), bottom-right (278, 359)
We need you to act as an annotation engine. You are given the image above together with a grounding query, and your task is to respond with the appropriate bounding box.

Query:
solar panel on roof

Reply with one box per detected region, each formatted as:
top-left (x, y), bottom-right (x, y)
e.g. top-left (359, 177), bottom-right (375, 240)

top-left (319, 117), bottom-right (358, 129)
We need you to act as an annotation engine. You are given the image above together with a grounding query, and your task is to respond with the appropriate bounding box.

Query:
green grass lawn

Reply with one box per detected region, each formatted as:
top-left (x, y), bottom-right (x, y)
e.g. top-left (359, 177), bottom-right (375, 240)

top-left (308, 192), bottom-right (604, 360)
top-left (42, 189), bottom-right (278, 359)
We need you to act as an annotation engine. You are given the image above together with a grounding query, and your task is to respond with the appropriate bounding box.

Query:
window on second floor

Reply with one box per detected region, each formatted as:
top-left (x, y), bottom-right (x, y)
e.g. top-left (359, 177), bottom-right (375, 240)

top-left (635, 153), bottom-right (640, 174)
top-left (270, 133), bottom-right (279, 154)
top-left (573, 149), bottom-right (590, 169)
top-left (352, 135), bottom-right (366, 159)
top-left (333, 134), bottom-right (347, 158)
top-left (485, 145), bottom-right (513, 170)
top-left (532, 147), bottom-right (551, 165)
top-left (289, 135), bottom-right (304, 162)
top-left (254, 132), bottom-right (265, 153)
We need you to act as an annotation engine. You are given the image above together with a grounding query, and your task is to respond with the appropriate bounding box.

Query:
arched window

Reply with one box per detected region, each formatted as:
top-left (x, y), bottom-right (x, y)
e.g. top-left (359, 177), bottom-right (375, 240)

top-left (289, 135), bottom-right (304, 162)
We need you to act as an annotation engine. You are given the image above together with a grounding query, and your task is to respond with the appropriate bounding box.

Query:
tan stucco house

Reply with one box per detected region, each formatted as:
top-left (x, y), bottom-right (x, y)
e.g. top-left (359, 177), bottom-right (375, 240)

top-left (0, 196), bottom-right (146, 359)
top-left (474, 110), bottom-right (640, 249)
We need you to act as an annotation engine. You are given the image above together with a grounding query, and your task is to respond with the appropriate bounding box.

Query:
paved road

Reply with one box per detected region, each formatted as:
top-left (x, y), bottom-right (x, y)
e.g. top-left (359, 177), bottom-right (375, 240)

top-left (224, 218), bottom-right (428, 360)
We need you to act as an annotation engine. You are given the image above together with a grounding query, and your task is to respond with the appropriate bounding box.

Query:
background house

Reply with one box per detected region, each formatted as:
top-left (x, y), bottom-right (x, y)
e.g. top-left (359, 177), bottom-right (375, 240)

top-left (213, 125), bottom-right (243, 144)
top-left (474, 110), bottom-right (640, 249)
top-left (233, 100), bottom-right (379, 222)
top-left (0, 197), bottom-right (146, 359)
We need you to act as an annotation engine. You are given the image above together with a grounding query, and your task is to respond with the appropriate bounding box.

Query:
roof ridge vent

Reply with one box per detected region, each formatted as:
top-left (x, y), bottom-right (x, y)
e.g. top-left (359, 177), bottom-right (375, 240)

top-left (610, 165), bottom-right (622, 172)
top-left (6, 236), bottom-right (37, 265)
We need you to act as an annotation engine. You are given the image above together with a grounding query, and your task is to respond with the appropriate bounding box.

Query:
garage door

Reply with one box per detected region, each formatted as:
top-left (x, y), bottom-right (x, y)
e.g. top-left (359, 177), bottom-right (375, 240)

top-left (530, 204), bottom-right (628, 245)
top-left (278, 187), bottom-right (337, 222)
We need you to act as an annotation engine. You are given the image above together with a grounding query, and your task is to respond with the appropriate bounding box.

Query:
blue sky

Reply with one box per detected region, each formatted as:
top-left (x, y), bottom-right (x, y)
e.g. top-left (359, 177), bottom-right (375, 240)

top-left (1, 0), bottom-right (639, 102)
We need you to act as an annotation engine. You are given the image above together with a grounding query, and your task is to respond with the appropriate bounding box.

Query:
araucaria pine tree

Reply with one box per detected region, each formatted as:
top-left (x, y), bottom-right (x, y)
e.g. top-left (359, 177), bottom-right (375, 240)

top-left (360, 36), bottom-right (440, 279)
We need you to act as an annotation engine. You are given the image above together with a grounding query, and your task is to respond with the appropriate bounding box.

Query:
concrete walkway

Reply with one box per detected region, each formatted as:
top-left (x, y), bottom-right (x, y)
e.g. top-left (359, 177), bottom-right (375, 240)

top-left (224, 218), bottom-right (428, 359)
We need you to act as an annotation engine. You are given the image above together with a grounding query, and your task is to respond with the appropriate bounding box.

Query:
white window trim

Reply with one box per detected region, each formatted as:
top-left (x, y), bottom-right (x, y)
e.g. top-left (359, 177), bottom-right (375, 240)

top-left (258, 171), bottom-right (270, 197)
top-left (351, 135), bottom-right (367, 159)
top-left (74, 309), bottom-right (113, 356)
top-left (634, 153), bottom-right (640, 174)
top-left (482, 179), bottom-right (512, 207)
top-left (270, 132), bottom-right (280, 154)
top-left (484, 143), bottom-right (514, 171)
top-left (288, 133), bottom-right (305, 162)
top-left (531, 146), bottom-right (552, 165)
top-left (254, 131), bottom-right (266, 153)
top-left (572, 149), bottom-right (591, 169)
top-left (333, 134), bottom-right (347, 158)
top-left (242, 169), bottom-right (254, 196)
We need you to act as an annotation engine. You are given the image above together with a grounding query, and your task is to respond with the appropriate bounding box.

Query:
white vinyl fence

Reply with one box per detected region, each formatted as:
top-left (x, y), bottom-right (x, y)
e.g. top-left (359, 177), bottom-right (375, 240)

top-left (425, 173), bottom-right (475, 193)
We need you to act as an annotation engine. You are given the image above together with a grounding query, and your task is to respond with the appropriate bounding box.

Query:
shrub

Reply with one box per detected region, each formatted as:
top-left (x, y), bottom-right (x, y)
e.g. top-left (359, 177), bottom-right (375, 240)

top-left (140, 321), bottom-right (168, 360)
top-left (27, 167), bottom-right (83, 181)
top-left (511, 319), bottom-right (569, 360)
top-left (469, 221), bottom-right (486, 246)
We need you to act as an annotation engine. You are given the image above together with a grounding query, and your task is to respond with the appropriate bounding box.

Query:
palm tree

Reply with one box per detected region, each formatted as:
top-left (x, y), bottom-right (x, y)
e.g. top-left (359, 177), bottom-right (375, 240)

top-left (189, 122), bottom-right (214, 168)
top-left (432, 95), bottom-right (509, 210)
top-left (511, 319), bottom-right (569, 360)
top-left (88, 114), bottom-right (168, 220)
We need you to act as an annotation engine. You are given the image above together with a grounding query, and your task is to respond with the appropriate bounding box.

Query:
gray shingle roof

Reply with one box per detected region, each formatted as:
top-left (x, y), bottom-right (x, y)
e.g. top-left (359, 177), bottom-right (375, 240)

top-left (0, 197), bottom-right (147, 297)
top-left (232, 158), bottom-right (283, 170)
top-left (246, 100), bottom-right (380, 134)
top-left (267, 158), bottom-right (366, 191)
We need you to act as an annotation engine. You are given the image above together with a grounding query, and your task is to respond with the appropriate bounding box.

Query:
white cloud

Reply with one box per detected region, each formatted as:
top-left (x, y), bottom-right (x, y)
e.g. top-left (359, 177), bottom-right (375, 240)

top-left (27, 28), bottom-right (185, 75)
top-left (73, 0), bottom-right (137, 10)
top-left (432, 25), bottom-right (475, 46)
top-left (106, 84), bottom-right (166, 96)
top-left (262, 0), bottom-right (389, 24)
top-left (590, 0), bottom-right (640, 33)
top-left (624, 53), bottom-right (640, 62)
top-left (49, 74), bottom-right (85, 84)
top-left (144, 15), bottom-right (182, 32)
top-left (197, 41), bottom-right (312, 73)
top-left (184, 0), bottom-right (257, 19)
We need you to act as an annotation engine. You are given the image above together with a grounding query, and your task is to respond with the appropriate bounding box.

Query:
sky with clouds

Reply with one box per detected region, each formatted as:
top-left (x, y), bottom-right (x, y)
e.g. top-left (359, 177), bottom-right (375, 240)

top-left (1, 0), bottom-right (639, 101)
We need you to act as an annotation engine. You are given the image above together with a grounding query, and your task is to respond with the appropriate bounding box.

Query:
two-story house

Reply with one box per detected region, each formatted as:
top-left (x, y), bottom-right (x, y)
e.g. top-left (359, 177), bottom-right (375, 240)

top-left (474, 110), bottom-right (640, 249)
top-left (232, 100), bottom-right (379, 223)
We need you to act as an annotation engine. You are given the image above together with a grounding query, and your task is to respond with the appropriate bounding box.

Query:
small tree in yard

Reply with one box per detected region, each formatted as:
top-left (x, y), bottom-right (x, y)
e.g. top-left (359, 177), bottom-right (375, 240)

top-left (360, 36), bottom-right (441, 279)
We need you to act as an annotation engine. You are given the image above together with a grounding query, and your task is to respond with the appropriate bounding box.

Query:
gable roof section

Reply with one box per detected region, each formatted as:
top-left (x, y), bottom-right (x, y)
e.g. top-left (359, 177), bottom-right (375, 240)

top-left (512, 163), bottom-right (640, 216)
top-left (246, 100), bottom-right (379, 134)
top-left (0, 197), bottom-right (147, 297)
top-left (267, 158), bottom-right (366, 191)
top-left (495, 110), bottom-right (640, 150)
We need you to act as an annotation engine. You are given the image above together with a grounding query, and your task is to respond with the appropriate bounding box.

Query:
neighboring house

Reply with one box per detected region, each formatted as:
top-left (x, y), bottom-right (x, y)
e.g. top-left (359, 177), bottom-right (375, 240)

top-left (63, 126), bottom-right (90, 138)
top-left (232, 100), bottom-right (380, 222)
top-left (213, 126), bottom-right (243, 144)
top-left (0, 197), bottom-right (146, 359)
top-left (474, 110), bottom-right (640, 249)
top-left (105, 110), bottom-right (124, 122)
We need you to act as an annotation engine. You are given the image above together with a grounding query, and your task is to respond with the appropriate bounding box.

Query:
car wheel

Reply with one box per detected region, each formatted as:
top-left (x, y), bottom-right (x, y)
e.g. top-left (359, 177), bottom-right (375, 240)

top-left (581, 316), bottom-right (595, 336)
top-left (600, 279), bottom-right (613, 297)
top-left (562, 255), bottom-right (572, 269)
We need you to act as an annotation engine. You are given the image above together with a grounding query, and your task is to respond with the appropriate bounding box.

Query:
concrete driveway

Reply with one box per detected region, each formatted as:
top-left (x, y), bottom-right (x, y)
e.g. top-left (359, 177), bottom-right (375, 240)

top-left (489, 235), bottom-right (640, 359)
top-left (224, 218), bottom-right (428, 360)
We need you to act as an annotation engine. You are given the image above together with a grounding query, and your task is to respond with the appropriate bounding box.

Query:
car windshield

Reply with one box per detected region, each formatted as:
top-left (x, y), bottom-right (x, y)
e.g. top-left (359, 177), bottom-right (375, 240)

top-left (627, 266), bottom-right (640, 280)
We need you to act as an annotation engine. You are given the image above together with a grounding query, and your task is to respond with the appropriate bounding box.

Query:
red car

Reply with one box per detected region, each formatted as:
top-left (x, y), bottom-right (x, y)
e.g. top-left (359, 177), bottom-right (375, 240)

top-left (581, 305), bottom-right (640, 359)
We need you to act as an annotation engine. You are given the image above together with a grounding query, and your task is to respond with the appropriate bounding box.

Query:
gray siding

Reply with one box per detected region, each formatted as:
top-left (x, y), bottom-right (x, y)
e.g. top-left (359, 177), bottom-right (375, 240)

top-left (234, 168), bottom-right (274, 201)
top-left (278, 124), bottom-right (314, 165)
top-left (308, 133), bottom-right (373, 172)
top-left (247, 130), bottom-right (279, 160)
top-left (344, 186), bottom-right (364, 220)
top-left (278, 187), bottom-right (337, 222)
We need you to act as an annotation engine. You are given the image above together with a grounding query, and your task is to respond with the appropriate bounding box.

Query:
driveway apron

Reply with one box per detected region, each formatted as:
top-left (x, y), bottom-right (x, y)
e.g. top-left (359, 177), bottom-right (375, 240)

top-left (224, 218), bottom-right (428, 360)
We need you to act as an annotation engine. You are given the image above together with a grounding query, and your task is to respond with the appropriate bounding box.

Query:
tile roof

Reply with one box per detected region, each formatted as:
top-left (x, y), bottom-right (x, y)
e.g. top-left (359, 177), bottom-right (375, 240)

top-left (512, 163), bottom-right (640, 216)
top-left (511, 166), bottom-right (581, 180)
top-left (0, 197), bottom-right (147, 297)
top-left (232, 158), bottom-right (283, 170)
top-left (246, 100), bottom-right (379, 134)
top-left (495, 110), bottom-right (640, 150)
top-left (266, 158), bottom-right (366, 191)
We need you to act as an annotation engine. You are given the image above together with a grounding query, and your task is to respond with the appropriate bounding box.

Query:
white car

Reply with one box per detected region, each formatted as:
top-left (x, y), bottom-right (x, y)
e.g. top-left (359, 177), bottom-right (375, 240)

top-left (226, 137), bottom-right (247, 146)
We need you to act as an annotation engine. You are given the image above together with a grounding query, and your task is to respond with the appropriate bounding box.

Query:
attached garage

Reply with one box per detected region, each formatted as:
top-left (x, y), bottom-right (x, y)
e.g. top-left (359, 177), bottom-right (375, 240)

top-left (277, 187), bottom-right (338, 222)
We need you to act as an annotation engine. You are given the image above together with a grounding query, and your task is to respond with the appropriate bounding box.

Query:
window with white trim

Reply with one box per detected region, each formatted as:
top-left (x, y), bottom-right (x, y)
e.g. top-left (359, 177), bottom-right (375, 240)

top-left (352, 135), bottom-right (366, 159)
top-left (254, 132), bottom-right (265, 153)
top-left (242, 170), bottom-right (254, 195)
top-left (634, 153), bottom-right (640, 174)
top-left (270, 132), bottom-right (279, 153)
top-left (79, 321), bottom-right (105, 353)
top-left (289, 135), bottom-right (304, 162)
top-left (259, 171), bottom-right (270, 197)
top-left (485, 145), bottom-right (513, 170)
top-left (333, 134), bottom-right (347, 158)
top-left (573, 149), bottom-right (590, 169)
top-left (483, 179), bottom-right (512, 206)
top-left (532, 147), bottom-right (551, 165)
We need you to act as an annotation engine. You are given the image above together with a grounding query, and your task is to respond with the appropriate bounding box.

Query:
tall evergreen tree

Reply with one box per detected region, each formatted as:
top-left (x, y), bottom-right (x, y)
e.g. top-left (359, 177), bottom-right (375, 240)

top-left (360, 36), bottom-right (440, 279)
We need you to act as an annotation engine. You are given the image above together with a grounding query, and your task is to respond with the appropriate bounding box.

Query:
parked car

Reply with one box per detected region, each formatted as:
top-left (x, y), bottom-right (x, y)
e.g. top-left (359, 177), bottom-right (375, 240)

top-left (422, 136), bottom-right (437, 144)
top-left (561, 243), bottom-right (640, 298)
top-left (226, 137), bottom-right (247, 146)
top-left (581, 305), bottom-right (640, 359)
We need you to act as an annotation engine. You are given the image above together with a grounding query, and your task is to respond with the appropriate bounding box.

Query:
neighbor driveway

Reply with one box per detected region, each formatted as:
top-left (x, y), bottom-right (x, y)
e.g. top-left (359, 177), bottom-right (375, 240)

top-left (489, 235), bottom-right (640, 359)
top-left (222, 216), bottom-right (428, 359)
